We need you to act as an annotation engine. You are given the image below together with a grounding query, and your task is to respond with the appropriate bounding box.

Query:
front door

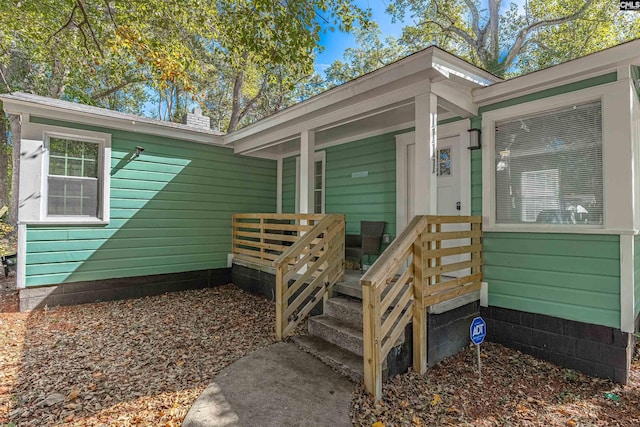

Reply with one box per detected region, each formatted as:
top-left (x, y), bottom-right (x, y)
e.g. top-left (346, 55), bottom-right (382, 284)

top-left (396, 127), bottom-right (471, 276)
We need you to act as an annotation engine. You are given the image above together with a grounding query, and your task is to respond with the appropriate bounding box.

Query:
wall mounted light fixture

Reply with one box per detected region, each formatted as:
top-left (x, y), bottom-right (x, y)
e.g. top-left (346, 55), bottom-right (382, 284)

top-left (134, 146), bottom-right (144, 158)
top-left (468, 129), bottom-right (481, 150)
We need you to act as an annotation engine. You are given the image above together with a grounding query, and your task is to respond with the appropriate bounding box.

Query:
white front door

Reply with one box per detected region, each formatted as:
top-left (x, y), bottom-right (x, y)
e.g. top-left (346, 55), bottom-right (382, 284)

top-left (396, 124), bottom-right (471, 276)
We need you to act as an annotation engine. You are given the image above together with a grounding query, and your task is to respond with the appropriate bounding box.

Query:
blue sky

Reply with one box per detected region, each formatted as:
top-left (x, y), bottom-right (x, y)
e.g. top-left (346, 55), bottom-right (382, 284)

top-left (314, 0), bottom-right (405, 73)
top-left (314, 0), bottom-right (527, 74)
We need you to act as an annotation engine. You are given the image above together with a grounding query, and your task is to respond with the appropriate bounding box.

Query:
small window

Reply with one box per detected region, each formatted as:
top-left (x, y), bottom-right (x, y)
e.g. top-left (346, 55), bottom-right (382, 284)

top-left (45, 135), bottom-right (103, 219)
top-left (494, 101), bottom-right (603, 226)
top-left (295, 152), bottom-right (325, 213)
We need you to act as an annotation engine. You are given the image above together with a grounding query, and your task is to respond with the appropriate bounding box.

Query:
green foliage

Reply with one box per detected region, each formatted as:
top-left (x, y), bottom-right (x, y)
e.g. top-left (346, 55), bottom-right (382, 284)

top-left (327, 0), bottom-right (640, 82)
top-left (0, 0), bottom-right (369, 125)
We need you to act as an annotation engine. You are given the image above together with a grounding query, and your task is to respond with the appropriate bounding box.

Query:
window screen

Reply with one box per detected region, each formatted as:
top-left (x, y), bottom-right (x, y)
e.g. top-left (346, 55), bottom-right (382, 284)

top-left (494, 101), bottom-right (603, 225)
top-left (47, 137), bottom-right (100, 217)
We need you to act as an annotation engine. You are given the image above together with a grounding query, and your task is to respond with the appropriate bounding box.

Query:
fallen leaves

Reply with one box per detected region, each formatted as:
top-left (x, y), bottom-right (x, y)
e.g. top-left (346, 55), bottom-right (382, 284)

top-left (351, 341), bottom-right (640, 426)
top-left (0, 285), bottom-right (276, 426)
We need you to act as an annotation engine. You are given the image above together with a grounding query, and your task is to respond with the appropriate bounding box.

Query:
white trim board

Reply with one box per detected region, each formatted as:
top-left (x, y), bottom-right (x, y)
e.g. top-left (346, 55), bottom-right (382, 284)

top-left (16, 223), bottom-right (26, 289)
top-left (473, 39), bottom-right (640, 106)
top-left (294, 151), bottom-right (326, 214)
top-left (620, 235), bottom-right (635, 333)
top-left (1, 96), bottom-right (224, 146)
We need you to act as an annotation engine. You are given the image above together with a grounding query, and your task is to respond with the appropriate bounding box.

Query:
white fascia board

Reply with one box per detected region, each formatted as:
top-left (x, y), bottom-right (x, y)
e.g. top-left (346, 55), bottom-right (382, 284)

top-left (232, 80), bottom-right (433, 154)
top-left (224, 49), bottom-right (437, 144)
top-left (473, 39), bottom-right (640, 106)
top-left (1, 98), bottom-right (225, 146)
top-left (431, 80), bottom-right (477, 117)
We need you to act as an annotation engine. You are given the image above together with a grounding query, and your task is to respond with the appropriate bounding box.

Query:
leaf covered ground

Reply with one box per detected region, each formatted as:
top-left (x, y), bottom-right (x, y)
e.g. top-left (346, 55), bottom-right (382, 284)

top-left (3, 283), bottom-right (640, 426)
top-left (351, 341), bottom-right (640, 426)
top-left (0, 285), bottom-right (276, 426)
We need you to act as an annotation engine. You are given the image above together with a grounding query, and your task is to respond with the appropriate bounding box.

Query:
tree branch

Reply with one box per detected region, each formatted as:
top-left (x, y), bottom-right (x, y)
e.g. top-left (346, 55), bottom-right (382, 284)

top-left (463, 0), bottom-right (481, 38)
top-left (488, 0), bottom-right (501, 58)
top-left (503, 0), bottom-right (595, 69)
top-left (91, 77), bottom-right (146, 99)
top-left (47, 4), bottom-right (78, 44)
top-left (237, 75), bottom-right (269, 123)
top-left (76, 0), bottom-right (104, 58)
top-left (103, 0), bottom-right (118, 29)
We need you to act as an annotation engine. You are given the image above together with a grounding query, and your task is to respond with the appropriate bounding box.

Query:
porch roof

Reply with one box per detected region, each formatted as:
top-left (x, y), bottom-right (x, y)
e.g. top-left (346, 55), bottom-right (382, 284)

top-left (227, 46), bottom-right (502, 159)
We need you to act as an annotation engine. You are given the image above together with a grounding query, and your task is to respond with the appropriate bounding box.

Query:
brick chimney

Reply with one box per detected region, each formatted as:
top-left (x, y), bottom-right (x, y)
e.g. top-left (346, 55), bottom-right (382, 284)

top-left (182, 107), bottom-right (211, 130)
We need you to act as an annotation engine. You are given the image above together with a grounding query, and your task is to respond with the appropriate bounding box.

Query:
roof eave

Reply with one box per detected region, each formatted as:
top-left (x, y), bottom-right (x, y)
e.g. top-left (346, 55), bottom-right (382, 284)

top-left (0, 94), bottom-right (226, 146)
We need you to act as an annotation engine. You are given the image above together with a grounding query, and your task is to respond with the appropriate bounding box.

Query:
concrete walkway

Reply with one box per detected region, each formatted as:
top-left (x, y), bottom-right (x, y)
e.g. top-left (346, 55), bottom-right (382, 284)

top-left (183, 342), bottom-right (355, 427)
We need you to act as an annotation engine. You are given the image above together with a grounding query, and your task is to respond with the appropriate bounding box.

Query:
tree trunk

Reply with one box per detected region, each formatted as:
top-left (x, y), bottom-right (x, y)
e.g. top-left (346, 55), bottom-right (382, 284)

top-left (227, 69), bottom-right (245, 132)
top-left (8, 114), bottom-right (20, 226)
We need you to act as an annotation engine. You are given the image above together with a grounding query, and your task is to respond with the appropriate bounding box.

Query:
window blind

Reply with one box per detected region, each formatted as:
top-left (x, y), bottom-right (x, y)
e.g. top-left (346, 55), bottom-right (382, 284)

top-left (494, 101), bottom-right (603, 225)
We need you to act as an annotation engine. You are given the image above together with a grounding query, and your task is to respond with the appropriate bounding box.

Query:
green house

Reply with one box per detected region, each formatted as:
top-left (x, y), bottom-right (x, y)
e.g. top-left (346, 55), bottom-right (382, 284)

top-left (4, 39), bottom-right (640, 387)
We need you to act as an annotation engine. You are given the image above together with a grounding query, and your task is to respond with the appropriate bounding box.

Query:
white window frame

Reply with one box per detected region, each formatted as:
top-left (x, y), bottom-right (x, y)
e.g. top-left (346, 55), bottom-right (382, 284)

top-left (482, 81), bottom-right (634, 234)
top-left (295, 151), bottom-right (326, 214)
top-left (40, 129), bottom-right (111, 224)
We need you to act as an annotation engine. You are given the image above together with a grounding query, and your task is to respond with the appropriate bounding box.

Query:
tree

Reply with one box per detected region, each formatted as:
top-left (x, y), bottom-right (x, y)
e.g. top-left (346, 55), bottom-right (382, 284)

top-left (387, 0), bottom-right (640, 76)
top-left (0, 0), bottom-right (370, 222)
top-left (323, 22), bottom-right (408, 87)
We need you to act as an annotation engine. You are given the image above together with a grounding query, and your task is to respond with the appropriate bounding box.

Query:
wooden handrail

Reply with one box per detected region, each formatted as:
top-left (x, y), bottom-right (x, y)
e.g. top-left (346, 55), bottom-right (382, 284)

top-left (362, 214), bottom-right (483, 401)
top-left (273, 214), bottom-right (341, 268)
top-left (274, 214), bottom-right (345, 340)
top-left (361, 215), bottom-right (429, 287)
top-left (231, 213), bottom-right (325, 267)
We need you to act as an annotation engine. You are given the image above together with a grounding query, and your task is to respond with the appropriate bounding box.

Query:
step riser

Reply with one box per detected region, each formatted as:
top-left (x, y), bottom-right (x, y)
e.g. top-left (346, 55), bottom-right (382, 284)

top-left (333, 283), bottom-right (362, 299)
top-left (325, 299), bottom-right (363, 327)
top-left (308, 317), bottom-right (364, 357)
top-left (292, 336), bottom-right (364, 383)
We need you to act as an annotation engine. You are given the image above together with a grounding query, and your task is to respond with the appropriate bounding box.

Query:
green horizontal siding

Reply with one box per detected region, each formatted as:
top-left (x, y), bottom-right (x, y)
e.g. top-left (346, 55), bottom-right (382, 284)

top-left (324, 132), bottom-right (398, 237)
top-left (484, 233), bottom-right (621, 328)
top-left (471, 73), bottom-right (623, 327)
top-left (26, 117), bottom-right (276, 287)
top-left (635, 235), bottom-right (640, 318)
top-left (282, 156), bottom-right (296, 213)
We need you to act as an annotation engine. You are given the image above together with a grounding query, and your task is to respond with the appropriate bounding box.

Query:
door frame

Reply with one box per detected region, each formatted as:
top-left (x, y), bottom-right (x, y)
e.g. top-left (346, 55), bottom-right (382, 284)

top-left (395, 120), bottom-right (472, 234)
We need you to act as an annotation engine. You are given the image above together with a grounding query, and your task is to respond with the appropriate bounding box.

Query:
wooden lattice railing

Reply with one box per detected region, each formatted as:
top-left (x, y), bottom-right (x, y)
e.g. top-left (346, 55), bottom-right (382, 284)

top-left (232, 213), bottom-right (325, 266)
top-left (361, 215), bottom-right (482, 400)
top-left (272, 214), bottom-right (345, 340)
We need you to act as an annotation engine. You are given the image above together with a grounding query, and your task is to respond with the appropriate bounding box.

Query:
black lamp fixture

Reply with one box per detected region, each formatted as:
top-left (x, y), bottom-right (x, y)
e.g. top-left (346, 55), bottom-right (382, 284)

top-left (468, 129), bottom-right (481, 150)
top-left (134, 146), bottom-right (144, 158)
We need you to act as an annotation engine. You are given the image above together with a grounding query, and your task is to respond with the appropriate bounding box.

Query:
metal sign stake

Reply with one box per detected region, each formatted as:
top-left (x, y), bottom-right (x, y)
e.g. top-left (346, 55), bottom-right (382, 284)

top-left (470, 316), bottom-right (486, 383)
top-left (476, 343), bottom-right (482, 381)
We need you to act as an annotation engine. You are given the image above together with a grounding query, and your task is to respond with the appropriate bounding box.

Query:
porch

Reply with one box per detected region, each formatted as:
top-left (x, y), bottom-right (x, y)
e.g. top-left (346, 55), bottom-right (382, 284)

top-left (231, 212), bottom-right (483, 399)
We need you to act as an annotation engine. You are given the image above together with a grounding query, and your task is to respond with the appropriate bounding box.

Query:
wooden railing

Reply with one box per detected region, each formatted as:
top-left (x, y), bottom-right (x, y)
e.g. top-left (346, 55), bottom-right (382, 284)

top-left (361, 215), bottom-right (482, 400)
top-left (273, 214), bottom-right (345, 340)
top-left (232, 213), bottom-right (325, 266)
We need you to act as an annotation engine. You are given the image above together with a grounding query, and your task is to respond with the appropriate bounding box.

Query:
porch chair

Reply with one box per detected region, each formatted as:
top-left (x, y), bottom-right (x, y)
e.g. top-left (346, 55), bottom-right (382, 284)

top-left (345, 221), bottom-right (386, 273)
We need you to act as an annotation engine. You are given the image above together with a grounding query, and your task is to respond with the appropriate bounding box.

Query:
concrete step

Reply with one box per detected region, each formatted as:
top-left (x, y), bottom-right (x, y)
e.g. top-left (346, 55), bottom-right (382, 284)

top-left (325, 297), bottom-right (363, 328)
top-left (308, 315), bottom-right (364, 356)
top-left (291, 335), bottom-right (364, 383)
top-left (334, 281), bottom-right (362, 299)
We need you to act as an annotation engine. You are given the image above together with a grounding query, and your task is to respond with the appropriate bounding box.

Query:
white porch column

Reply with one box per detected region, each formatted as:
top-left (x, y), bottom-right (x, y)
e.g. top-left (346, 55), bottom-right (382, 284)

top-left (299, 129), bottom-right (315, 214)
top-left (276, 157), bottom-right (283, 213)
top-left (414, 92), bottom-right (438, 214)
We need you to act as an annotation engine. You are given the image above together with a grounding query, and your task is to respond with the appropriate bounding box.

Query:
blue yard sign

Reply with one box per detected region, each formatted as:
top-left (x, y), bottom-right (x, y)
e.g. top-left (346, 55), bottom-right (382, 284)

top-left (470, 316), bottom-right (486, 345)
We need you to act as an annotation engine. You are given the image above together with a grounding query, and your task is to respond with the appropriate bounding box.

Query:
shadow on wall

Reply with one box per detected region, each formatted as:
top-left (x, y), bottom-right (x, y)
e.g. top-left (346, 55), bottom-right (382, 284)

top-left (24, 122), bottom-right (276, 309)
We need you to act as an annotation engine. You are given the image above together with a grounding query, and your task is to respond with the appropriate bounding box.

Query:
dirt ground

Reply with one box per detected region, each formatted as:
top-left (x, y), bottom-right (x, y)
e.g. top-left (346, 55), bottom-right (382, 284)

top-left (351, 341), bottom-right (640, 426)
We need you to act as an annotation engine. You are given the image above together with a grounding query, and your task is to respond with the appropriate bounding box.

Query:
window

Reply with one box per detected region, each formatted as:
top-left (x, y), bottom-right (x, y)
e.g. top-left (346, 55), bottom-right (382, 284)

top-left (314, 159), bottom-right (323, 213)
top-left (494, 101), bottom-right (603, 226)
top-left (44, 133), bottom-right (108, 221)
top-left (295, 151), bottom-right (325, 213)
